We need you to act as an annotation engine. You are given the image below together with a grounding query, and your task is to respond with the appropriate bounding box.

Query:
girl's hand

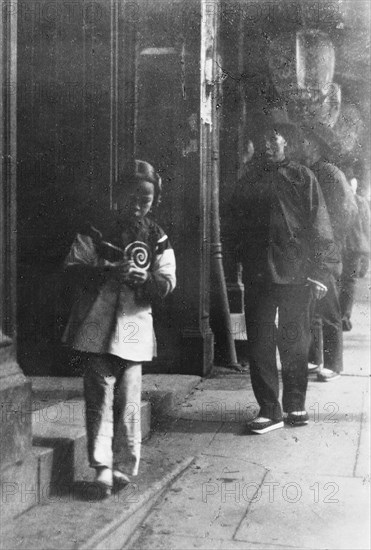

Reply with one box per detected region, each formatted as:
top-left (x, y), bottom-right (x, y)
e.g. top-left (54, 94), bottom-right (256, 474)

top-left (115, 259), bottom-right (134, 282)
top-left (126, 266), bottom-right (149, 286)
top-left (115, 260), bottom-right (148, 286)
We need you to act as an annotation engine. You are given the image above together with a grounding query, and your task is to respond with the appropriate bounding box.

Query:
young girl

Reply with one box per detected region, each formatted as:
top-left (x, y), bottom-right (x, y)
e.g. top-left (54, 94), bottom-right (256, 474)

top-left (62, 160), bottom-right (176, 495)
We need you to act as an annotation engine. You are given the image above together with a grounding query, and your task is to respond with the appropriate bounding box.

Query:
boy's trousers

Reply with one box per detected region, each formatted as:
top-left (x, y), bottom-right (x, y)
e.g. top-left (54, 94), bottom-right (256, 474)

top-left (308, 274), bottom-right (343, 373)
top-left (244, 283), bottom-right (313, 420)
top-left (81, 352), bottom-right (142, 476)
top-left (339, 252), bottom-right (360, 324)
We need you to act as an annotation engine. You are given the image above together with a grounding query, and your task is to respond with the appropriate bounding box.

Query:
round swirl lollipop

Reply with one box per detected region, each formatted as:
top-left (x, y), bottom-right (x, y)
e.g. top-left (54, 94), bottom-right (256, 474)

top-left (124, 241), bottom-right (152, 270)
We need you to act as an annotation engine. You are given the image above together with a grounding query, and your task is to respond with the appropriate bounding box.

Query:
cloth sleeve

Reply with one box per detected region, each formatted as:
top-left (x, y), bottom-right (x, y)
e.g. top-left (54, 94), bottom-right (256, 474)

top-left (64, 233), bottom-right (99, 267)
top-left (143, 233), bottom-right (176, 299)
top-left (314, 162), bottom-right (358, 246)
top-left (63, 232), bottom-right (113, 291)
top-left (357, 195), bottom-right (371, 256)
top-left (304, 167), bottom-right (341, 285)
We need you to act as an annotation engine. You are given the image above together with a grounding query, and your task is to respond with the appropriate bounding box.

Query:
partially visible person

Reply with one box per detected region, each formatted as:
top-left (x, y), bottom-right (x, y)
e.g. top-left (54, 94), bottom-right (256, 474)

top-left (62, 160), bottom-right (176, 495)
top-left (302, 129), bottom-right (358, 381)
top-left (240, 139), bottom-right (255, 176)
top-left (227, 111), bottom-right (339, 434)
top-left (340, 174), bottom-right (370, 330)
top-left (222, 136), bottom-right (256, 282)
top-left (233, 139), bottom-right (256, 192)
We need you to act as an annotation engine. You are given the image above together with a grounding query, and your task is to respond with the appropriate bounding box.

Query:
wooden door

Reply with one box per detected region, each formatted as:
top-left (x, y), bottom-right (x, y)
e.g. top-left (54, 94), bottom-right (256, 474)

top-left (17, 0), bottom-right (136, 374)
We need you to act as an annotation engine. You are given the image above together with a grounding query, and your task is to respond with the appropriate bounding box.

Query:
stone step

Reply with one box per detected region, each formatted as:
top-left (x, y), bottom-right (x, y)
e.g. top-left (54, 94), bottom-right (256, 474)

top-left (140, 374), bottom-right (202, 419)
top-left (32, 398), bottom-right (151, 490)
top-left (0, 451), bottom-right (39, 522)
top-left (1, 452), bottom-right (195, 550)
top-left (31, 377), bottom-right (84, 407)
top-left (230, 312), bottom-right (247, 340)
top-left (0, 399), bottom-right (151, 522)
top-left (30, 374), bottom-right (202, 420)
top-left (2, 374), bottom-right (201, 520)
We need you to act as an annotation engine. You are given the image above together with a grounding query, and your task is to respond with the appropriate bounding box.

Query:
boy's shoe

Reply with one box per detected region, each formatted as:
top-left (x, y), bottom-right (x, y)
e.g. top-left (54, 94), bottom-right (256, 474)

top-left (113, 470), bottom-right (131, 487)
top-left (284, 411), bottom-right (309, 426)
top-left (308, 362), bottom-right (321, 373)
top-left (342, 319), bottom-right (352, 331)
top-left (95, 467), bottom-right (113, 497)
top-left (317, 368), bottom-right (341, 382)
top-left (247, 417), bottom-right (284, 434)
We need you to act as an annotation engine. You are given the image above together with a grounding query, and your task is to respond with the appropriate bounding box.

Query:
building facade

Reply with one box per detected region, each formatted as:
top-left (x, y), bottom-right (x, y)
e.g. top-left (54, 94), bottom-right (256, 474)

top-left (1, 0), bottom-right (370, 516)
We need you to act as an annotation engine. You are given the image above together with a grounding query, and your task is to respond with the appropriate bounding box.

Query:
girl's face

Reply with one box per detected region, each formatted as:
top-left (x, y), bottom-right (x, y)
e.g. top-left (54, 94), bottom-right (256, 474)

top-left (118, 180), bottom-right (155, 219)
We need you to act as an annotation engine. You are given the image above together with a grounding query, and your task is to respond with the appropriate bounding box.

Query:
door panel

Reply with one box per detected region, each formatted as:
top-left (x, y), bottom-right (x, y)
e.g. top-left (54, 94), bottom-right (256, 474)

top-left (17, 0), bottom-right (135, 374)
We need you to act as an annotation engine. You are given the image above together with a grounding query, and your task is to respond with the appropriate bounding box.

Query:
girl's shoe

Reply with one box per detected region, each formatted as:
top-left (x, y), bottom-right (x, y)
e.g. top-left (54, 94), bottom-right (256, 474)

top-left (113, 470), bottom-right (131, 487)
top-left (95, 467), bottom-right (113, 497)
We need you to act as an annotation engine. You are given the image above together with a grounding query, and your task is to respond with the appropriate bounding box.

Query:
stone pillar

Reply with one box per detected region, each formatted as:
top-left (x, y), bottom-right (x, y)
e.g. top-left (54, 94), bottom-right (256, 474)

top-left (219, 7), bottom-right (246, 339)
top-left (133, 0), bottom-right (220, 376)
top-left (0, 0), bottom-right (34, 516)
top-left (178, 0), bottom-right (224, 376)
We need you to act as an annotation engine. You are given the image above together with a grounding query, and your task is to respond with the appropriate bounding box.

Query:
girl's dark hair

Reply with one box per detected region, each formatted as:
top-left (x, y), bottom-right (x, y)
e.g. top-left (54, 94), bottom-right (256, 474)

top-left (119, 159), bottom-right (162, 207)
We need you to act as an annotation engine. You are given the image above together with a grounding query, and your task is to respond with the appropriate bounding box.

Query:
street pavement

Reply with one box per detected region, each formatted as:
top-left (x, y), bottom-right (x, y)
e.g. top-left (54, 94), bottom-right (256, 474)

top-left (1, 277), bottom-right (369, 550)
top-left (125, 275), bottom-right (370, 550)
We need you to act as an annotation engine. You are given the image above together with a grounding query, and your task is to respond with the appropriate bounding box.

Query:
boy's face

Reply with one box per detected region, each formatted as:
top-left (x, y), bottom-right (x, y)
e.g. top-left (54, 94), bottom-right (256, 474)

top-left (118, 180), bottom-right (155, 219)
top-left (263, 130), bottom-right (287, 163)
top-left (301, 137), bottom-right (320, 166)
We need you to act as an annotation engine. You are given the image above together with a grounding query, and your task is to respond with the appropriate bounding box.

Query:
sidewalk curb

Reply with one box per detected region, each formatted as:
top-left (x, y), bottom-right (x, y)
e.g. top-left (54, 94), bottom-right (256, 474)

top-left (80, 456), bottom-right (195, 550)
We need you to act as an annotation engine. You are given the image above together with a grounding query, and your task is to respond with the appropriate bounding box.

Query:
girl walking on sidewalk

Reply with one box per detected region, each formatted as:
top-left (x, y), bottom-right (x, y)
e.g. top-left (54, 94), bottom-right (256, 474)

top-left (62, 160), bottom-right (176, 495)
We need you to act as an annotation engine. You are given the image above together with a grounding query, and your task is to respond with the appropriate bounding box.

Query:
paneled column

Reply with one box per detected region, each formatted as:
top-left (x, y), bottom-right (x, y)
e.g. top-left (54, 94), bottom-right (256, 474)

top-left (134, 0), bottom-right (220, 376)
top-left (178, 0), bottom-right (220, 375)
top-left (0, 0), bottom-right (32, 476)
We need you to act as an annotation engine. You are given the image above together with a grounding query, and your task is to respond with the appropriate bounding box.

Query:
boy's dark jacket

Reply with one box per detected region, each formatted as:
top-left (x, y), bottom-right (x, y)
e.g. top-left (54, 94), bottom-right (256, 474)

top-left (310, 160), bottom-right (358, 251)
top-left (226, 159), bottom-right (340, 286)
top-left (345, 194), bottom-right (370, 258)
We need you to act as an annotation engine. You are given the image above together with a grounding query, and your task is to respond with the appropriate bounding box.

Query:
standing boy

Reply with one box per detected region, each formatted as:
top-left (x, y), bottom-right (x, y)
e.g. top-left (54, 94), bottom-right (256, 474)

top-left (302, 130), bottom-right (357, 380)
top-left (229, 113), bottom-right (339, 433)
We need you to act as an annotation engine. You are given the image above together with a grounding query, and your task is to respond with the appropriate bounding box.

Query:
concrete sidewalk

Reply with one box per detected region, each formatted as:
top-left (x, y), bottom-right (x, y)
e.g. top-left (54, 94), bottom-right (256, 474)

top-left (1, 277), bottom-right (369, 550)
top-left (127, 277), bottom-right (370, 550)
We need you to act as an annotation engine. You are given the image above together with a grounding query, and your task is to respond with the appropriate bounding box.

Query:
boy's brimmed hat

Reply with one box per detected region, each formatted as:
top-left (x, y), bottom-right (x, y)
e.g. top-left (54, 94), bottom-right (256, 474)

top-left (261, 107), bottom-right (303, 143)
